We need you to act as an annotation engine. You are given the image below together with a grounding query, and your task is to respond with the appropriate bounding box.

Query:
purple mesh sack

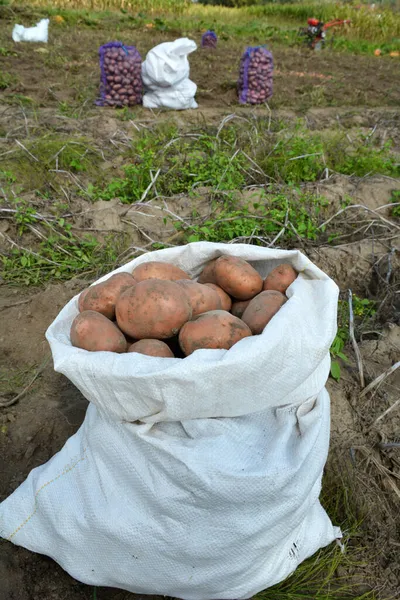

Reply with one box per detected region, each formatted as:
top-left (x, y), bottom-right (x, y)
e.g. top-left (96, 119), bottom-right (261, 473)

top-left (97, 41), bottom-right (143, 108)
top-left (238, 46), bottom-right (273, 105)
top-left (201, 30), bottom-right (217, 49)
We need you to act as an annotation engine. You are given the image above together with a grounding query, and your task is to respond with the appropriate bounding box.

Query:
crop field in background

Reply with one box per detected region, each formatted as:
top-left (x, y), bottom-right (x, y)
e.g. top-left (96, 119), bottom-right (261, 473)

top-left (0, 1), bottom-right (399, 599)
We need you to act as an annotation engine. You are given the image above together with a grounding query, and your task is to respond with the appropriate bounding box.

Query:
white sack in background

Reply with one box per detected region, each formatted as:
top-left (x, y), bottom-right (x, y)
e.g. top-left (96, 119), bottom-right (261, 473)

top-left (143, 78), bottom-right (198, 110)
top-left (12, 18), bottom-right (49, 43)
top-left (142, 38), bottom-right (198, 110)
top-left (0, 242), bottom-right (341, 599)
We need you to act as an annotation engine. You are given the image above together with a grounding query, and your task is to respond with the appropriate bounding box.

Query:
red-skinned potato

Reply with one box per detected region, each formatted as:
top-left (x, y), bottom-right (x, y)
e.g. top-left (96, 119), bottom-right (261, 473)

top-left (70, 311), bottom-right (127, 353)
top-left (241, 291), bottom-right (287, 334)
top-left (176, 280), bottom-right (221, 316)
top-left (197, 259), bottom-right (218, 284)
top-left (132, 261), bottom-right (190, 282)
top-left (231, 299), bottom-right (251, 319)
top-left (263, 264), bottom-right (298, 294)
top-left (179, 310), bottom-right (252, 356)
top-left (78, 287), bottom-right (90, 313)
top-left (116, 279), bottom-right (192, 340)
top-left (204, 283), bottom-right (232, 311)
top-left (128, 339), bottom-right (174, 358)
top-left (81, 273), bottom-right (136, 319)
top-left (214, 255), bottom-right (263, 300)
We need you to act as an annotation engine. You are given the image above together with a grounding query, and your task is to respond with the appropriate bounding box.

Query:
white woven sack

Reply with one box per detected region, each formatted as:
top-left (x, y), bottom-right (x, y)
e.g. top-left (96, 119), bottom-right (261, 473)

top-left (142, 38), bottom-right (197, 89)
top-left (12, 18), bottom-right (49, 43)
top-left (0, 242), bottom-right (341, 599)
top-left (143, 79), bottom-right (198, 110)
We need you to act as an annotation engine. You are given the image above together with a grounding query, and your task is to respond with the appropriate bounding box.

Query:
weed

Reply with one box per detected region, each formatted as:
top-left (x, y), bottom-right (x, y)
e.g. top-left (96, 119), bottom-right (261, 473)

top-left (178, 191), bottom-right (326, 244)
top-left (91, 127), bottom-right (246, 202)
top-left (0, 47), bottom-right (18, 57)
top-left (390, 189), bottom-right (400, 218)
top-left (330, 295), bottom-right (376, 380)
top-left (0, 70), bottom-right (16, 90)
top-left (1, 206), bottom-right (127, 285)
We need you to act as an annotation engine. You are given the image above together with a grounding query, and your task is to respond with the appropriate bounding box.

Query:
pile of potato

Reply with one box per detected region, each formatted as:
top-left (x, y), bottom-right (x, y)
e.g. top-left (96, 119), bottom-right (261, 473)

top-left (238, 46), bottom-right (274, 105)
top-left (98, 42), bottom-right (143, 107)
top-left (71, 256), bottom-right (298, 358)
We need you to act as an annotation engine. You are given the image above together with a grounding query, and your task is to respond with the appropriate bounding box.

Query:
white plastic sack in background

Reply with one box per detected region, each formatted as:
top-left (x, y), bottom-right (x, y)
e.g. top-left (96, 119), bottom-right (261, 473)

top-left (143, 79), bottom-right (198, 110)
top-left (12, 18), bottom-right (49, 43)
top-left (0, 242), bottom-right (341, 599)
top-left (142, 38), bottom-right (198, 110)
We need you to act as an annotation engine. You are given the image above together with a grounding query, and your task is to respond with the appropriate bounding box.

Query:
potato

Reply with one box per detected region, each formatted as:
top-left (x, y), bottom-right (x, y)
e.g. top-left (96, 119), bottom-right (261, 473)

top-left (230, 299), bottom-right (251, 319)
top-left (214, 255), bottom-right (263, 300)
top-left (70, 311), bottom-right (127, 353)
top-left (179, 310), bottom-right (252, 356)
top-left (81, 273), bottom-right (136, 320)
top-left (197, 259), bottom-right (218, 284)
top-left (241, 291), bottom-right (287, 334)
top-left (204, 283), bottom-right (232, 311)
top-left (128, 339), bottom-right (174, 358)
top-left (132, 261), bottom-right (190, 282)
top-left (176, 280), bottom-right (221, 316)
top-left (78, 287), bottom-right (90, 312)
top-left (116, 279), bottom-right (192, 339)
top-left (263, 264), bottom-right (298, 294)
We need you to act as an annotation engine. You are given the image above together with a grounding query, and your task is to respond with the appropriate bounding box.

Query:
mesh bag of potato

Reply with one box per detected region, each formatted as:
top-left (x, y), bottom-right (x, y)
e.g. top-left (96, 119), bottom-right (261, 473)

top-left (97, 41), bottom-right (143, 108)
top-left (0, 242), bottom-right (341, 599)
top-left (201, 30), bottom-right (218, 49)
top-left (238, 45), bottom-right (273, 105)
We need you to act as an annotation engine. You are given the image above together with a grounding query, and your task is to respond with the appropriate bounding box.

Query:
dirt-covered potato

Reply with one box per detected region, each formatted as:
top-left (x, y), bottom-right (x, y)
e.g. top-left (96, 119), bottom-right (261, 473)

top-left (80, 273), bottom-right (136, 320)
top-left (176, 280), bottom-right (221, 316)
top-left (179, 310), bottom-right (252, 356)
top-left (263, 264), bottom-right (298, 294)
top-left (116, 279), bottom-right (192, 339)
top-left (230, 299), bottom-right (251, 319)
top-left (241, 290), bottom-right (287, 334)
top-left (214, 255), bottom-right (263, 300)
top-left (197, 259), bottom-right (218, 284)
top-left (70, 310), bottom-right (127, 353)
top-left (78, 287), bottom-right (90, 313)
top-left (127, 339), bottom-right (174, 358)
top-left (132, 261), bottom-right (190, 282)
top-left (204, 283), bottom-right (232, 311)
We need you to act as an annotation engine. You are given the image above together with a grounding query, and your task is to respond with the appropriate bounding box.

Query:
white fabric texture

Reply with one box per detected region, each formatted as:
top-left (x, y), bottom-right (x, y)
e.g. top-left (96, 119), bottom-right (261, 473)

top-left (12, 18), bottom-right (49, 43)
top-left (142, 38), bottom-right (198, 110)
top-left (0, 242), bottom-right (341, 599)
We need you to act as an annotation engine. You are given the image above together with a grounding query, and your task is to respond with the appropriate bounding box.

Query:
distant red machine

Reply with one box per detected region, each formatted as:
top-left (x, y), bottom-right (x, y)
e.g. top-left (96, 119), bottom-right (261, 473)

top-left (299, 18), bottom-right (351, 50)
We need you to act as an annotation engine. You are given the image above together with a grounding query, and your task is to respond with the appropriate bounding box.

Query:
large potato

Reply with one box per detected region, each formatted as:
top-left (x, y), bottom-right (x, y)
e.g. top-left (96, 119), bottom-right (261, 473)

top-left (263, 264), bottom-right (298, 294)
top-left (78, 287), bottom-right (90, 313)
top-left (230, 299), bottom-right (251, 319)
top-left (128, 339), bottom-right (174, 358)
top-left (81, 273), bottom-right (136, 320)
top-left (70, 310), bottom-right (127, 353)
top-left (241, 291), bottom-right (287, 334)
top-left (179, 310), bottom-right (252, 356)
top-left (176, 280), bottom-right (221, 316)
top-left (132, 261), bottom-right (190, 282)
top-left (116, 279), bottom-right (192, 339)
top-left (204, 283), bottom-right (232, 311)
top-left (214, 255), bottom-right (263, 300)
top-left (197, 259), bottom-right (218, 284)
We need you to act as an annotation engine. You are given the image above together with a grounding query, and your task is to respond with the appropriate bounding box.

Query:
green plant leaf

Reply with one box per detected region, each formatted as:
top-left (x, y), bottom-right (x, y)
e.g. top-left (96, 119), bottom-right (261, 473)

top-left (330, 361), bottom-right (341, 381)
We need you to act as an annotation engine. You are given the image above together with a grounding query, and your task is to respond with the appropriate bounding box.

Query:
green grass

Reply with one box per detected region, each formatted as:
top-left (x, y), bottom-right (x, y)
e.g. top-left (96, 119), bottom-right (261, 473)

top-left (85, 121), bottom-right (399, 205)
top-left (0, 70), bottom-right (17, 90)
top-left (1, 199), bottom-right (125, 285)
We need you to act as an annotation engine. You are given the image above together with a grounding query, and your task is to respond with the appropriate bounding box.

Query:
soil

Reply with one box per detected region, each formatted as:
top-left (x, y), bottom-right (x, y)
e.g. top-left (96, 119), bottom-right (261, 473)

top-left (0, 7), bottom-right (400, 600)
